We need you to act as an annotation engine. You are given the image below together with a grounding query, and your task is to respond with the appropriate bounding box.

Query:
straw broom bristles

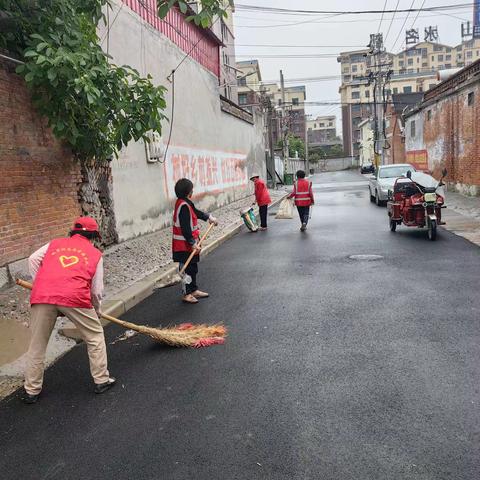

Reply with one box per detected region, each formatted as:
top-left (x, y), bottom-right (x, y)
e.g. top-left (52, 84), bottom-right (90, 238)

top-left (16, 279), bottom-right (227, 348)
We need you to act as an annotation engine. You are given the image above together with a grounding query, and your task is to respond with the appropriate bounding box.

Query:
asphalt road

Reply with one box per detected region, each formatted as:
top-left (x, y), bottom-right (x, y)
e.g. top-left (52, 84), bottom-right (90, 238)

top-left (1, 170), bottom-right (479, 480)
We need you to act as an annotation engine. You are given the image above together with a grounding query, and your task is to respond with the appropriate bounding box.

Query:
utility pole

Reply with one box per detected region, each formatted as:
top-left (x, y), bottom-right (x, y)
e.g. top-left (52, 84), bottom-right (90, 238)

top-left (280, 69), bottom-right (289, 181)
top-left (304, 114), bottom-right (310, 175)
top-left (261, 87), bottom-right (276, 189)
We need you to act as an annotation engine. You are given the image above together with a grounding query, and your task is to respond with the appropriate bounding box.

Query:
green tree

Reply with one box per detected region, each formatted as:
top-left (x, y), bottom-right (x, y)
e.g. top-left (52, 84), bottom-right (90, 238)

top-left (0, 0), bottom-right (229, 162)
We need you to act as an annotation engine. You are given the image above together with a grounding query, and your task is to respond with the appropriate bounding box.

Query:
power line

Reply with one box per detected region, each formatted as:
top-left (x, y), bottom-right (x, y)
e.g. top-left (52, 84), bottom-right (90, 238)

top-left (384, 0), bottom-right (400, 42)
top-left (411, 0), bottom-right (428, 27)
top-left (233, 43), bottom-right (367, 48)
top-left (235, 3), bottom-right (474, 16)
top-left (378, 0), bottom-right (389, 33)
top-left (391, 0), bottom-right (417, 51)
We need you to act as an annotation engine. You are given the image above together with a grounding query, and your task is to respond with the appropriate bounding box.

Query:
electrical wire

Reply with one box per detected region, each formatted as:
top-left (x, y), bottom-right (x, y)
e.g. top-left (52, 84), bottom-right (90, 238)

top-left (162, 70), bottom-right (175, 163)
top-left (391, 0), bottom-right (417, 51)
top-left (384, 0), bottom-right (400, 42)
top-left (235, 3), bottom-right (474, 16)
top-left (378, 0), bottom-right (389, 33)
top-left (411, 0), bottom-right (428, 27)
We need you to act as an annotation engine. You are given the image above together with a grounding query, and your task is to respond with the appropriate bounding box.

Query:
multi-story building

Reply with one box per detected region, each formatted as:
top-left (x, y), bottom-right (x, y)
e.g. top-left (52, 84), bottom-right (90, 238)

top-left (236, 59), bottom-right (262, 113)
top-left (214, 1), bottom-right (238, 103)
top-left (306, 115), bottom-right (337, 146)
top-left (338, 37), bottom-right (480, 158)
top-left (262, 83), bottom-right (307, 143)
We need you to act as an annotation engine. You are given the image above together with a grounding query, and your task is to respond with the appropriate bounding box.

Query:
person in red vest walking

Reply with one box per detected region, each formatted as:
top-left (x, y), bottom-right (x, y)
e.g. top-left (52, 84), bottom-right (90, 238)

top-left (22, 217), bottom-right (115, 404)
top-left (173, 178), bottom-right (218, 304)
top-left (250, 173), bottom-right (271, 230)
top-left (288, 170), bottom-right (315, 231)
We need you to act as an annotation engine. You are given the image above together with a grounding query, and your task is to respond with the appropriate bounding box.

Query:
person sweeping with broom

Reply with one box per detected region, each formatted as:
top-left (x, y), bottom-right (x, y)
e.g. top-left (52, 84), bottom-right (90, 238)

top-left (288, 170), bottom-right (315, 232)
top-left (173, 178), bottom-right (218, 304)
top-left (21, 217), bottom-right (115, 404)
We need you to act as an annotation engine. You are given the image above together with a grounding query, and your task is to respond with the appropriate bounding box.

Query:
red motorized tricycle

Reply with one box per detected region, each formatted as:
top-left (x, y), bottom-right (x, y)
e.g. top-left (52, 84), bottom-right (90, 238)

top-left (387, 169), bottom-right (447, 241)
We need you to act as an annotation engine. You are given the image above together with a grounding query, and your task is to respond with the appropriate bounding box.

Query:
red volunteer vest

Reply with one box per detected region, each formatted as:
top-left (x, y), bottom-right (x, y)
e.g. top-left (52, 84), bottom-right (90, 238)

top-left (30, 235), bottom-right (102, 309)
top-left (293, 179), bottom-right (312, 207)
top-left (172, 199), bottom-right (200, 253)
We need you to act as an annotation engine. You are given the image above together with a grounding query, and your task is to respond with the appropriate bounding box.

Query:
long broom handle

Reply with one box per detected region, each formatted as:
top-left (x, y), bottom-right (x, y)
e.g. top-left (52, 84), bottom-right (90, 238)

top-left (16, 279), bottom-right (142, 333)
top-left (179, 222), bottom-right (215, 276)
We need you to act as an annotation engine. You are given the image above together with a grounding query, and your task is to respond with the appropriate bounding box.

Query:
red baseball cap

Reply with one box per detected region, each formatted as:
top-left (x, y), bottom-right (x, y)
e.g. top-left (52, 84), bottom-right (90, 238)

top-left (72, 216), bottom-right (100, 234)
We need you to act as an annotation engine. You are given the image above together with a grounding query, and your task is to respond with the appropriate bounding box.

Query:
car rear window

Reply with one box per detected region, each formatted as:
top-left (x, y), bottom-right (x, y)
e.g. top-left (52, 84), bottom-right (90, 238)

top-left (379, 166), bottom-right (415, 178)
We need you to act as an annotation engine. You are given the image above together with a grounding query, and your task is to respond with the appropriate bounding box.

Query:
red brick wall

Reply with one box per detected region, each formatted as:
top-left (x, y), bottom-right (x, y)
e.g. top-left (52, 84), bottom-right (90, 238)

top-left (423, 81), bottom-right (480, 186)
top-left (0, 60), bottom-right (81, 267)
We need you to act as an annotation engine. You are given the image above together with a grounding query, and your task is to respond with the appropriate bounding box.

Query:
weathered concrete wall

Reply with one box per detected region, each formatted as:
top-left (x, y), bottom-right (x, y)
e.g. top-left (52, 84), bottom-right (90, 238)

top-left (314, 157), bottom-right (358, 172)
top-left (100, 3), bottom-right (266, 241)
top-left (404, 111), bottom-right (428, 171)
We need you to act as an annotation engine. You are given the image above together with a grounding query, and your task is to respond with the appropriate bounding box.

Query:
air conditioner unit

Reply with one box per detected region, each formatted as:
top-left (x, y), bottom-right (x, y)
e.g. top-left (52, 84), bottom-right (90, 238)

top-left (144, 131), bottom-right (164, 163)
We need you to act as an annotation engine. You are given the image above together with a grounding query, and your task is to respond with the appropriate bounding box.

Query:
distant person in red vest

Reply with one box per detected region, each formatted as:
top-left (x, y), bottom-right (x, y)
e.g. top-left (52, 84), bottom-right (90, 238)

top-left (288, 170), bottom-right (315, 232)
top-left (172, 178), bottom-right (218, 304)
top-left (250, 173), bottom-right (271, 230)
top-left (22, 217), bottom-right (115, 404)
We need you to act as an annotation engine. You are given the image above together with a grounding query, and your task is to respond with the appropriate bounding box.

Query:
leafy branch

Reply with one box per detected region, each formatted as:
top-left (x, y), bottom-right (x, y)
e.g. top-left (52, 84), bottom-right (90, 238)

top-left (0, 0), bottom-right (230, 161)
top-left (157, 0), bottom-right (233, 27)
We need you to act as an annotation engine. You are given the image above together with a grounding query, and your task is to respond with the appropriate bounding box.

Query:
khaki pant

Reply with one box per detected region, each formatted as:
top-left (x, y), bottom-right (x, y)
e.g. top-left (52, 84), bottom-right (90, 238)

top-left (24, 304), bottom-right (110, 395)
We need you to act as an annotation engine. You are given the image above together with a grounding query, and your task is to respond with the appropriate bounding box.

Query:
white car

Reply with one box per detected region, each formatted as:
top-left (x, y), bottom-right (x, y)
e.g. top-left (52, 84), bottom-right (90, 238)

top-left (369, 164), bottom-right (416, 206)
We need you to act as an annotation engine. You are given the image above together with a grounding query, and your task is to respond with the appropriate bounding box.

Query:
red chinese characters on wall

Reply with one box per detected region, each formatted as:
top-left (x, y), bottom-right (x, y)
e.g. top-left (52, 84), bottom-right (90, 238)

top-left (166, 146), bottom-right (249, 198)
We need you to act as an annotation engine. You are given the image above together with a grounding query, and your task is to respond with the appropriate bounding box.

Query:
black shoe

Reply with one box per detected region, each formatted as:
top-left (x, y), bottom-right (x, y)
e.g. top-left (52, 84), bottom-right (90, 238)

top-left (21, 392), bottom-right (40, 404)
top-left (94, 377), bottom-right (116, 394)
top-left (300, 223), bottom-right (307, 231)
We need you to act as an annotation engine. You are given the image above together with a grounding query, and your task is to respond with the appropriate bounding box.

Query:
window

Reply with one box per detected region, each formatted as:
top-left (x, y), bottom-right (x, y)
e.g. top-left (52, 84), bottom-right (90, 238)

top-left (408, 58), bottom-right (413, 65)
top-left (429, 84), bottom-right (436, 90)
top-left (467, 51), bottom-right (473, 58)
top-left (352, 65), bottom-right (358, 72)
top-left (278, 99), bottom-right (282, 106)
top-left (410, 120), bottom-right (416, 137)
top-left (343, 75), bottom-right (351, 82)
top-left (434, 45), bottom-right (443, 52)
top-left (403, 86), bottom-right (412, 93)
top-left (438, 55), bottom-right (443, 61)
top-left (365, 90), bottom-right (370, 98)
top-left (431, 56), bottom-right (435, 61)
top-left (292, 97), bottom-right (299, 105)
top-left (422, 62), bottom-right (428, 67)
top-left (427, 110), bottom-right (432, 120)
top-left (446, 55), bottom-right (451, 61)
top-left (238, 94), bottom-right (247, 105)
top-left (320, 122), bottom-right (325, 127)
top-left (468, 92), bottom-right (475, 106)
top-left (438, 65), bottom-right (444, 70)
top-left (393, 87), bottom-right (398, 94)
top-left (351, 92), bottom-right (360, 99)
top-left (422, 48), bottom-right (428, 58)
top-left (418, 85), bottom-right (423, 92)
top-left (445, 64), bottom-right (452, 69)
top-left (238, 76), bottom-right (247, 86)
top-left (399, 61), bottom-right (404, 67)
top-left (446, 48), bottom-right (451, 53)
top-left (313, 123), bottom-right (317, 128)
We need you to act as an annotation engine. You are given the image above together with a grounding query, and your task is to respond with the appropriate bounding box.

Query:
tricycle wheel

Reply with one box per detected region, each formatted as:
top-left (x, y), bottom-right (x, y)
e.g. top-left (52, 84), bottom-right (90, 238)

top-left (428, 219), bottom-right (437, 241)
top-left (390, 219), bottom-right (397, 232)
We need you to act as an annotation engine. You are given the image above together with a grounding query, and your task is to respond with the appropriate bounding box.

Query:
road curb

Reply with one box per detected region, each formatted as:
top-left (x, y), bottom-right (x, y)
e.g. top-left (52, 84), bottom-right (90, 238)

top-left (60, 192), bottom-right (288, 334)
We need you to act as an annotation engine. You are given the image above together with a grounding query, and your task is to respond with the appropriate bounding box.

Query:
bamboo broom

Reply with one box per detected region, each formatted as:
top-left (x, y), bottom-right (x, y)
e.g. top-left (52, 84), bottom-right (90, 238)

top-left (16, 279), bottom-right (226, 348)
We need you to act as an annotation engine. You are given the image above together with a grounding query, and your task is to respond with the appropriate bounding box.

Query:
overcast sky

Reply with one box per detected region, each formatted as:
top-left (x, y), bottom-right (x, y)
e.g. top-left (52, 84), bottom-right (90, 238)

top-left (233, 0), bottom-right (476, 133)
